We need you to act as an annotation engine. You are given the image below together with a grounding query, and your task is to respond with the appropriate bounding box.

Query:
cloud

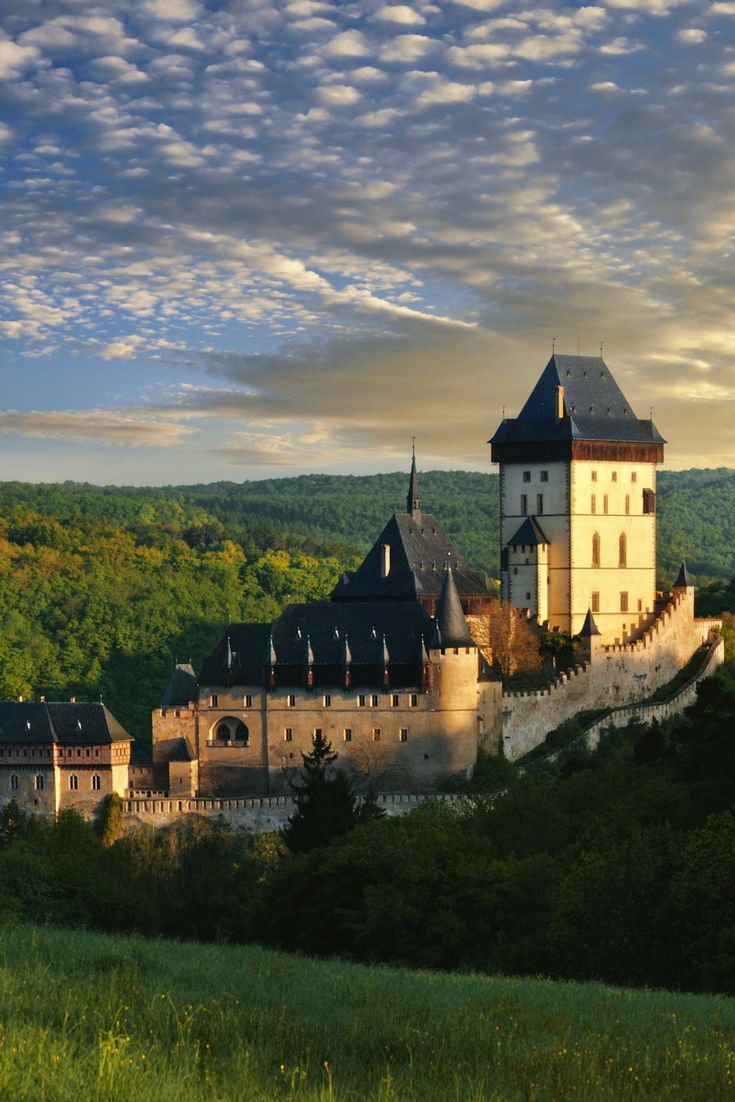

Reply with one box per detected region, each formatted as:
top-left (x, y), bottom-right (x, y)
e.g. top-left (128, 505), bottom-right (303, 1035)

top-left (142, 0), bottom-right (204, 22)
top-left (380, 34), bottom-right (437, 62)
top-left (677, 28), bottom-right (706, 42)
top-left (376, 5), bottom-right (427, 26)
top-left (322, 29), bottom-right (370, 57)
top-left (316, 83), bottom-right (361, 104)
top-left (101, 336), bottom-right (144, 360)
top-left (0, 409), bottom-right (192, 447)
top-left (0, 37), bottom-right (40, 79)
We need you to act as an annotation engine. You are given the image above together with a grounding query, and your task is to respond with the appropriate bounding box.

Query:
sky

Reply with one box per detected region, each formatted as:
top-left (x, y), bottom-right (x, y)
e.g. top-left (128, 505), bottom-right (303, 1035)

top-left (1, 0), bottom-right (735, 484)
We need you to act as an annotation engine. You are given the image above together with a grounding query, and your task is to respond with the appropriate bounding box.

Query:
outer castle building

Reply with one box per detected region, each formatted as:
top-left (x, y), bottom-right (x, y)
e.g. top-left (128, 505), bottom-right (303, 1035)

top-left (0, 353), bottom-right (724, 814)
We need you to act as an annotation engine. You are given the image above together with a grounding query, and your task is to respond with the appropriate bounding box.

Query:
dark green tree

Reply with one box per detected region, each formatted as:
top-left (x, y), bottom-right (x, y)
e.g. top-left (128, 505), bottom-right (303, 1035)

top-left (282, 731), bottom-right (382, 854)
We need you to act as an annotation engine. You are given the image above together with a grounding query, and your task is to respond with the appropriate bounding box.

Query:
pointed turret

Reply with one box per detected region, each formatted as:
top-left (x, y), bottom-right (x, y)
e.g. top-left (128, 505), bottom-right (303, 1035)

top-left (381, 633), bottom-right (391, 688)
top-left (579, 608), bottom-right (601, 637)
top-left (305, 634), bottom-right (314, 690)
top-left (342, 633), bottom-right (352, 690)
top-left (264, 633), bottom-right (277, 690)
top-left (435, 567), bottom-right (475, 647)
top-left (674, 562), bottom-right (693, 590)
top-left (407, 442), bottom-right (420, 516)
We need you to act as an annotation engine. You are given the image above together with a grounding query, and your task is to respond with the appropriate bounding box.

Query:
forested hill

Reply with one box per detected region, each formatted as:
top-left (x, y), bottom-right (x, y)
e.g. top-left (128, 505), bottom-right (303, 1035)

top-left (1, 466), bottom-right (734, 584)
top-left (0, 467), bottom-right (733, 739)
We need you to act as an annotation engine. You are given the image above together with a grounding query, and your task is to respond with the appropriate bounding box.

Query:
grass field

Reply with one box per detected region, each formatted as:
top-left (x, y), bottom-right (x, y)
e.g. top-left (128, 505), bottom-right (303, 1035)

top-left (0, 925), bottom-right (732, 1101)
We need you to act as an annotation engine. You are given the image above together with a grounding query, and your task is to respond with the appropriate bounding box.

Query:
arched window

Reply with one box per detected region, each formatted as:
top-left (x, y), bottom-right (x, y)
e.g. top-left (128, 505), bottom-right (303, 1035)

top-left (34, 774), bottom-right (44, 791)
top-left (619, 532), bottom-right (627, 567)
top-left (10, 774), bottom-right (18, 791)
top-left (216, 722), bottom-right (230, 741)
top-left (69, 774), bottom-right (78, 791)
top-left (92, 775), bottom-right (101, 791)
top-left (212, 718), bottom-right (249, 745)
top-left (592, 532), bottom-right (601, 568)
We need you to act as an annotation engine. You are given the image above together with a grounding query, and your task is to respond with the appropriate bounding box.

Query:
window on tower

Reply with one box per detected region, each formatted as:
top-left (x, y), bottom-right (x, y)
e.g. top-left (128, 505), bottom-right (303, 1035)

top-left (591, 592), bottom-right (600, 612)
top-left (536, 494), bottom-right (543, 514)
top-left (523, 470), bottom-right (531, 482)
top-left (520, 495), bottom-right (528, 515)
top-left (540, 470), bottom-right (549, 482)
top-left (591, 494), bottom-right (596, 514)
top-left (592, 533), bottom-right (601, 567)
top-left (619, 533), bottom-right (627, 567)
top-left (620, 592), bottom-right (629, 612)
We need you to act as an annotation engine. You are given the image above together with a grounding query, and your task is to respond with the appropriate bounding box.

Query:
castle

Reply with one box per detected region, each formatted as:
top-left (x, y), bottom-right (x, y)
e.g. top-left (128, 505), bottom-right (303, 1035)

top-left (0, 353), bottom-right (723, 813)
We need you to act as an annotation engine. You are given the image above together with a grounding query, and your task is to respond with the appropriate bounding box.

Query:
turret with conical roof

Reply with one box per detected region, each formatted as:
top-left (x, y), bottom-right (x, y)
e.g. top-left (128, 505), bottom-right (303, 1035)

top-left (674, 562), bottom-right (693, 590)
top-left (434, 566), bottom-right (475, 648)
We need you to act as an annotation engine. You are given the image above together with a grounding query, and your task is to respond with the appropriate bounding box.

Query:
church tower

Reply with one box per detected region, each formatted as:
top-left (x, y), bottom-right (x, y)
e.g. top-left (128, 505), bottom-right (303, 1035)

top-left (490, 353), bottom-right (665, 645)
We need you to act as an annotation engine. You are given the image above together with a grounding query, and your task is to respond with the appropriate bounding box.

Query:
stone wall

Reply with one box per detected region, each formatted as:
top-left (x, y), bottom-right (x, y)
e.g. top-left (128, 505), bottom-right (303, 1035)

top-left (524, 632), bottom-right (725, 766)
top-left (501, 587), bottom-right (719, 760)
top-left (120, 791), bottom-right (466, 833)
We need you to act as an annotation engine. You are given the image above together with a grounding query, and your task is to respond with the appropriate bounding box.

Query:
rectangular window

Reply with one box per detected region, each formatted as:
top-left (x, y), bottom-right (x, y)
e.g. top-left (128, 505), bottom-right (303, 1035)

top-left (625, 494), bottom-right (630, 515)
top-left (603, 494), bottom-right (608, 514)
top-left (620, 592), bottom-right (629, 612)
top-left (210, 694), bottom-right (218, 707)
top-left (358, 694), bottom-right (366, 708)
top-left (540, 470), bottom-right (549, 482)
top-left (34, 774), bottom-right (44, 791)
top-left (520, 494), bottom-right (527, 515)
top-left (638, 599), bottom-right (643, 612)
top-left (399, 728), bottom-right (409, 743)
top-left (523, 470), bottom-right (531, 482)
top-left (591, 494), bottom-right (596, 514)
top-left (631, 472), bottom-right (637, 483)
top-left (92, 775), bottom-right (101, 791)
top-left (536, 494), bottom-right (543, 515)
top-left (343, 728), bottom-right (352, 742)
top-left (612, 471), bottom-right (617, 482)
top-left (643, 489), bottom-right (656, 515)
top-left (323, 694), bottom-right (332, 708)
top-left (372, 728), bottom-right (381, 741)
top-left (591, 592), bottom-right (600, 613)
top-left (287, 694), bottom-right (296, 708)
top-left (244, 694), bottom-right (252, 708)
top-left (313, 728), bottom-right (322, 742)
top-left (284, 728), bottom-right (293, 742)
top-left (370, 694), bottom-right (379, 707)
top-left (591, 470), bottom-right (598, 482)
top-left (10, 775), bottom-right (18, 791)
top-left (391, 694), bottom-right (400, 708)
top-left (409, 693), bottom-right (418, 708)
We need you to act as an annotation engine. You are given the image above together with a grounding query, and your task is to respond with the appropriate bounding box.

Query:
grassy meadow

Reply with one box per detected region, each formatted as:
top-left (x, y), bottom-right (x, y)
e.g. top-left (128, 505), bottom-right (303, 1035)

top-left (0, 924), bottom-right (732, 1101)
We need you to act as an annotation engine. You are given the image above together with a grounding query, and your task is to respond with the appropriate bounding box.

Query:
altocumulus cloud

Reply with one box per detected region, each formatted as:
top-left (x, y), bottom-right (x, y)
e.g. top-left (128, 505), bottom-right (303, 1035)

top-left (0, 0), bottom-right (734, 476)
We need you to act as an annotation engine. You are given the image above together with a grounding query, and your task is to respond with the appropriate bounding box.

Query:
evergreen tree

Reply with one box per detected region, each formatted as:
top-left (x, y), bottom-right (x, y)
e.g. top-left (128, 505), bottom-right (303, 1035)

top-left (282, 731), bottom-right (381, 854)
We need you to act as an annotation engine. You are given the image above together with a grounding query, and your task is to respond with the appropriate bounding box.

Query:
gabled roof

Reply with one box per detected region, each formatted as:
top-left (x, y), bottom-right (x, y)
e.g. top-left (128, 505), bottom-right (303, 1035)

top-left (505, 517), bottom-right (550, 548)
top-left (490, 354), bottom-right (665, 447)
top-left (435, 568), bottom-right (475, 648)
top-left (0, 701), bottom-right (133, 746)
top-left (331, 512), bottom-right (492, 602)
top-left (161, 662), bottom-right (198, 707)
top-left (199, 602), bottom-right (437, 687)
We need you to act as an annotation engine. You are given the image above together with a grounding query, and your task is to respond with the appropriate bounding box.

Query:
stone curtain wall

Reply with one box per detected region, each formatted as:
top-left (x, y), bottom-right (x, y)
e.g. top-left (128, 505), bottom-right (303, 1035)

top-left (120, 792), bottom-right (465, 833)
top-left (525, 632), bottom-right (725, 767)
top-left (501, 588), bottom-right (719, 760)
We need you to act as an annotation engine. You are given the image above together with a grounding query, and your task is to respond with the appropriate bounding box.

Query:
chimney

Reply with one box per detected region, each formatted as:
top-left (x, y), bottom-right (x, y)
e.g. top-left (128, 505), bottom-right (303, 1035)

top-left (381, 543), bottom-right (391, 578)
top-left (556, 385), bottom-right (565, 420)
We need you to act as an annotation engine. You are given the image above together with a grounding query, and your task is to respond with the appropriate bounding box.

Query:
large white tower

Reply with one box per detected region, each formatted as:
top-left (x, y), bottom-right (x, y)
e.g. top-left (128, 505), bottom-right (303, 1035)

top-left (490, 353), bottom-right (665, 645)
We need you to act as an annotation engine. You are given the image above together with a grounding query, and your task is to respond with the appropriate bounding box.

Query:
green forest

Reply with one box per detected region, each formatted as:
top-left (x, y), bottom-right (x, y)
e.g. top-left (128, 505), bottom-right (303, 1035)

top-left (0, 468), bottom-right (733, 741)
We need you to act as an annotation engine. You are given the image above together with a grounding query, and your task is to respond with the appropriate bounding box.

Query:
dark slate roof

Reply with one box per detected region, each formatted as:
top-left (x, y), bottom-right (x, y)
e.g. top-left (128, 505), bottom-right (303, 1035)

top-left (506, 517), bottom-right (550, 548)
top-left (436, 569), bottom-right (475, 648)
top-left (199, 602), bottom-right (437, 687)
top-left (161, 662), bottom-right (198, 707)
top-left (332, 513), bottom-right (491, 602)
top-left (0, 701), bottom-right (133, 746)
top-left (674, 562), bottom-right (693, 588)
top-left (490, 354), bottom-right (665, 447)
top-left (579, 609), bottom-right (601, 637)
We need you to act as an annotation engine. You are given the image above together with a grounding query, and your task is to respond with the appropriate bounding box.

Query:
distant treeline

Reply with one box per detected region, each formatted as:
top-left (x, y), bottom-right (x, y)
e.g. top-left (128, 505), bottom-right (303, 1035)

top-left (0, 468), bottom-right (734, 738)
top-left (1, 665), bottom-right (734, 996)
top-left (0, 467), bottom-right (733, 582)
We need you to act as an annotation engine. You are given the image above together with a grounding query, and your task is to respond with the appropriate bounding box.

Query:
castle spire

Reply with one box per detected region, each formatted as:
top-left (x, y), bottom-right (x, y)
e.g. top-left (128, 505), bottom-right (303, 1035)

top-left (674, 562), bottom-right (693, 589)
top-left (434, 566), bottom-right (474, 647)
top-left (407, 438), bottom-right (420, 516)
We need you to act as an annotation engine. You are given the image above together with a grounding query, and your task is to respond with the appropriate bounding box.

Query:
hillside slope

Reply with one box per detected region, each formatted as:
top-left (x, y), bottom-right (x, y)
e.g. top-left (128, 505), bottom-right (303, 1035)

top-left (1, 923), bottom-right (732, 1102)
